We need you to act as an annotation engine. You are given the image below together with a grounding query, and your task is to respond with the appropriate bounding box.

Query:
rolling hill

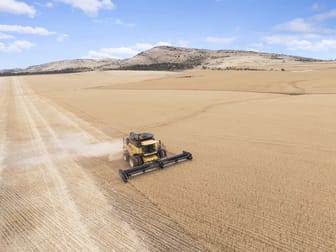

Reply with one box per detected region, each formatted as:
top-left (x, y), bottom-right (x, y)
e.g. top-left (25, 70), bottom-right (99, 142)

top-left (0, 46), bottom-right (321, 75)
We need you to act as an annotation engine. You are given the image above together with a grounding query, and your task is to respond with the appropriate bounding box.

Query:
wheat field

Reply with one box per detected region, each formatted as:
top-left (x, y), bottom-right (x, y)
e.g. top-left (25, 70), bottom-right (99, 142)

top-left (1, 63), bottom-right (336, 251)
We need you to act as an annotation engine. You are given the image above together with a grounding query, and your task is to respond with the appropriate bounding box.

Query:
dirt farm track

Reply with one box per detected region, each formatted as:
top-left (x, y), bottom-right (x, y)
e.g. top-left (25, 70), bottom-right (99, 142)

top-left (1, 65), bottom-right (336, 251)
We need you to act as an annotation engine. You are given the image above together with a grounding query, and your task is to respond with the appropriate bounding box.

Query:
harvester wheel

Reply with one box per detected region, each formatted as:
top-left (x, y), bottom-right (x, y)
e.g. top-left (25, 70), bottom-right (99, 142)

top-left (158, 149), bottom-right (167, 158)
top-left (129, 156), bottom-right (143, 167)
top-left (123, 152), bottom-right (129, 161)
top-left (129, 157), bottom-right (136, 167)
top-left (136, 156), bottom-right (143, 165)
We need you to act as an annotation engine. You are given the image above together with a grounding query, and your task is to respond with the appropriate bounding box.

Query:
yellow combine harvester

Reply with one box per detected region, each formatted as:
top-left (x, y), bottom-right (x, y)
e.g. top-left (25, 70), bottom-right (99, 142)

top-left (119, 132), bottom-right (192, 182)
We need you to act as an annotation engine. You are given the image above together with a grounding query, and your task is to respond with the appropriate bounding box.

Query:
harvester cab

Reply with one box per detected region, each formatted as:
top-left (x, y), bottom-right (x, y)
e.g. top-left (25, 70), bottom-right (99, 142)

top-left (122, 132), bottom-right (167, 167)
top-left (119, 132), bottom-right (192, 182)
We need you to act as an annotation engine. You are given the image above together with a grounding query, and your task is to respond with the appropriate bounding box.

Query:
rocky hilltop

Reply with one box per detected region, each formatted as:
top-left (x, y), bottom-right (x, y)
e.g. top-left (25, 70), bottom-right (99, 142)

top-left (0, 46), bottom-right (321, 75)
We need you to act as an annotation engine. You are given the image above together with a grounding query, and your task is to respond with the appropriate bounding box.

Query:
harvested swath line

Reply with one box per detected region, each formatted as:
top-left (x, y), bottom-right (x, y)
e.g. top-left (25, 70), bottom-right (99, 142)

top-left (0, 79), bottom-right (10, 181)
top-left (1, 105), bottom-right (69, 250)
top-left (17, 78), bottom-right (147, 251)
top-left (0, 187), bottom-right (66, 251)
top-left (6, 78), bottom-right (99, 251)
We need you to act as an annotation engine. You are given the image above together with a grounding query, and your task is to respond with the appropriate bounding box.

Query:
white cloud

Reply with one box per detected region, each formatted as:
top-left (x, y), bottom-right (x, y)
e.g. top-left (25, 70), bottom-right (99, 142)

top-left (88, 47), bottom-right (138, 59)
top-left (206, 36), bottom-right (236, 44)
top-left (46, 2), bottom-right (54, 8)
top-left (263, 35), bottom-right (336, 52)
top-left (274, 18), bottom-right (317, 33)
top-left (0, 24), bottom-right (68, 43)
top-left (57, 0), bottom-right (114, 16)
top-left (93, 17), bottom-right (136, 26)
top-left (264, 35), bottom-right (313, 50)
top-left (158, 41), bottom-right (172, 46)
top-left (0, 40), bottom-right (34, 53)
top-left (311, 3), bottom-right (321, 11)
top-left (303, 33), bottom-right (321, 39)
top-left (177, 40), bottom-right (189, 47)
top-left (115, 19), bottom-right (123, 25)
top-left (152, 41), bottom-right (172, 47)
top-left (257, 7), bottom-right (336, 57)
top-left (315, 39), bottom-right (336, 50)
top-left (0, 33), bottom-right (15, 40)
top-left (114, 18), bottom-right (135, 27)
top-left (133, 43), bottom-right (155, 51)
top-left (247, 42), bottom-right (265, 52)
top-left (0, 0), bottom-right (36, 17)
top-left (250, 42), bottom-right (264, 48)
top-left (87, 41), bottom-right (173, 59)
top-left (313, 9), bottom-right (336, 21)
top-left (0, 24), bottom-right (56, 36)
top-left (33, 1), bottom-right (53, 8)
top-left (273, 8), bottom-right (336, 35)
top-left (57, 34), bottom-right (69, 42)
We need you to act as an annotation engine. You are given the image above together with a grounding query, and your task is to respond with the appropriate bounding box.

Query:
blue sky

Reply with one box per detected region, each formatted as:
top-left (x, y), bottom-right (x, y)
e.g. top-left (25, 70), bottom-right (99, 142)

top-left (0, 0), bottom-right (336, 69)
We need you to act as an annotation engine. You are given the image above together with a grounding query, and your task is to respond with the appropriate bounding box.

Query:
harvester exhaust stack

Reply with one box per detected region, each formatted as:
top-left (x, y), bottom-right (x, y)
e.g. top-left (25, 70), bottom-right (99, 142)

top-left (119, 151), bottom-right (192, 183)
